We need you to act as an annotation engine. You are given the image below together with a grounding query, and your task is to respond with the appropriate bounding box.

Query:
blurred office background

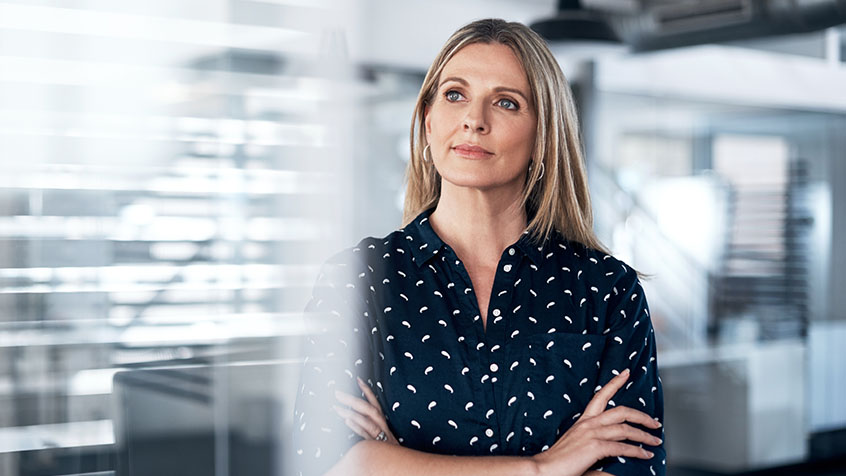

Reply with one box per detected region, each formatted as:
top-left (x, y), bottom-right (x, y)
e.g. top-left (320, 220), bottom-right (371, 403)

top-left (0, 0), bottom-right (844, 475)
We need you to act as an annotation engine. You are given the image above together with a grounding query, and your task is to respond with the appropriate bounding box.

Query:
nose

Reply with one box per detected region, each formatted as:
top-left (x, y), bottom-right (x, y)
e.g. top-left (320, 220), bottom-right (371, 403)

top-left (463, 103), bottom-right (489, 134)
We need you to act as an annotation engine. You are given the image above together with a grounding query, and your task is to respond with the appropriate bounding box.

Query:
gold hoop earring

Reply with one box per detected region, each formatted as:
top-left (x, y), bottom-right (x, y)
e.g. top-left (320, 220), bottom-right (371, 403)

top-left (529, 161), bottom-right (544, 182)
top-left (423, 144), bottom-right (431, 162)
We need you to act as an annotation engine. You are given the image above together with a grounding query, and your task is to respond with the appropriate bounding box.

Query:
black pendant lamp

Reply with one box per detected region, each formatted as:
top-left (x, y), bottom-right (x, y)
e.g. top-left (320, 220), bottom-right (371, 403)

top-left (531, 0), bottom-right (621, 43)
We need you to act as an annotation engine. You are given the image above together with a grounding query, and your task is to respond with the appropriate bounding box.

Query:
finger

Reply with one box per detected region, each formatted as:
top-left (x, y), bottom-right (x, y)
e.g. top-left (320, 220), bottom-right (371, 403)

top-left (335, 390), bottom-right (384, 423)
top-left (333, 405), bottom-right (382, 439)
top-left (599, 406), bottom-right (662, 429)
top-left (357, 377), bottom-right (382, 411)
top-left (343, 415), bottom-right (372, 440)
top-left (332, 404), bottom-right (359, 422)
top-left (336, 405), bottom-right (369, 439)
top-left (583, 369), bottom-right (629, 417)
top-left (333, 404), bottom-right (395, 444)
top-left (596, 423), bottom-right (663, 447)
top-left (357, 381), bottom-right (393, 437)
top-left (384, 431), bottom-right (399, 445)
top-left (599, 441), bottom-right (655, 461)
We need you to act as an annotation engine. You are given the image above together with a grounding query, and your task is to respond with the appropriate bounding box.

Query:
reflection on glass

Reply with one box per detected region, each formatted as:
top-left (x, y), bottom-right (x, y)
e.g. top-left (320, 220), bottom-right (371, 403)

top-left (0, 1), bottom-right (345, 475)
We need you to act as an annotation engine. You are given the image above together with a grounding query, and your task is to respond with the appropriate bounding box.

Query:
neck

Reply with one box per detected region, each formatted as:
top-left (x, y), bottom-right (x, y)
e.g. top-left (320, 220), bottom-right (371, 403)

top-left (429, 181), bottom-right (527, 263)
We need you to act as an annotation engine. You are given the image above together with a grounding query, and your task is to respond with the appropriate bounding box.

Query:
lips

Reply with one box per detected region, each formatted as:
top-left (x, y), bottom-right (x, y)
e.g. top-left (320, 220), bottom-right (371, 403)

top-left (452, 144), bottom-right (493, 159)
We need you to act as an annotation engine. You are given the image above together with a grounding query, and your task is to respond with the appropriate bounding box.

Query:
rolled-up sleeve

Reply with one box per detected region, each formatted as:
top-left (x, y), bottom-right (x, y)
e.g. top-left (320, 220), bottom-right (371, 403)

top-left (593, 269), bottom-right (666, 476)
top-left (292, 257), bottom-right (371, 476)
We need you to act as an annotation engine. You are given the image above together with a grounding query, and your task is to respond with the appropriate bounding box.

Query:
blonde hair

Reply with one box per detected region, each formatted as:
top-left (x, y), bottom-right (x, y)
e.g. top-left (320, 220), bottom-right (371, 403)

top-left (403, 18), bottom-right (608, 254)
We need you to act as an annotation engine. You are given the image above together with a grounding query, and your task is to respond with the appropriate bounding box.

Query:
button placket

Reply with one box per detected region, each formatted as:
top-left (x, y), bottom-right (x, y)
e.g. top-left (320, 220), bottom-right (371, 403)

top-left (438, 245), bottom-right (493, 425)
top-left (484, 250), bottom-right (523, 452)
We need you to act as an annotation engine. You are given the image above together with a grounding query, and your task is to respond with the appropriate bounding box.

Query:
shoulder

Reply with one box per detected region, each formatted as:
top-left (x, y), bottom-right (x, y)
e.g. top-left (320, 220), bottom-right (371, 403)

top-left (556, 237), bottom-right (640, 293)
top-left (317, 228), bottom-right (411, 282)
top-left (554, 242), bottom-right (651, 335)
top-left (560, 237), bottom-right (635, 276)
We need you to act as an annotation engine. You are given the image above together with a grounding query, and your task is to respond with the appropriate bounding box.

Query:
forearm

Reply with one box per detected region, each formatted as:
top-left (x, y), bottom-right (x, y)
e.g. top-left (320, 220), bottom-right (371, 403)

top-left (325, 440), bottom-right (540, 476)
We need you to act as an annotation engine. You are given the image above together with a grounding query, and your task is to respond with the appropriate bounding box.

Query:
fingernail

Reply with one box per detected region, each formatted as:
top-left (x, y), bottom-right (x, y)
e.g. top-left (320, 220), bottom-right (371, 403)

top-left (655, 420), bottom-right (662, 428)
top-left (356, 376), bottom-right (363, 384)
top-left (646, 451), bottom-right (654, 458)
top-left (622, 368), bottom-right (630, 375)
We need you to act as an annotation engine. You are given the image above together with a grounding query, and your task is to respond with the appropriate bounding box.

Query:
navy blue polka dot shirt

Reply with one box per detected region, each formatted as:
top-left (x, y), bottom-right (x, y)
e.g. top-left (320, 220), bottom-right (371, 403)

top-left (293, 208), bottom-right (665, 476)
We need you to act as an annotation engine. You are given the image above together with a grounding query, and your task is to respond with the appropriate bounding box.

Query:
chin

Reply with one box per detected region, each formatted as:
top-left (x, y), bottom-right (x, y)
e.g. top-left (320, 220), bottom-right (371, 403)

top-left (438, 169), bottom-right (520, 192)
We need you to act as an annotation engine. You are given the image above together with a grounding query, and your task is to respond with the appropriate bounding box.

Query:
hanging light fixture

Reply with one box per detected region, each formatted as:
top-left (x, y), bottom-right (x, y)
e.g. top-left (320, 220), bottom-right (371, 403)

top-left (531, 0), bottom-right (621, 43)
top-left (530, 0), bottom-right (626, 61)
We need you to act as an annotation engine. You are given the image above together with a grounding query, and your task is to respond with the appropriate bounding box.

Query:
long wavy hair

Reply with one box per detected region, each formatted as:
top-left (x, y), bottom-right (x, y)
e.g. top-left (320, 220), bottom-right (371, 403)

top-left (402, 18), bottom-right (608, 254)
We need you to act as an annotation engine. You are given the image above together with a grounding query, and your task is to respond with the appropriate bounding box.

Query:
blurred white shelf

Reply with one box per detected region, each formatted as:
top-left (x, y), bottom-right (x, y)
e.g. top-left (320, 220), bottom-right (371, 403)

top-left (0, 108), bottom-right (328, 144)
top-left (0, 419), bottom-right (113, 454)
top-left (0, 368), bottom-right (117, 398)
top-left (0, 215), bottom-right (330, 241)
top-left (0, 55), bottom-right (331, 97)
top-left (0, 263), bottom-right (319, 295)
top-left (0, 161), bottom-right (328, 191)
top-left (0, 4), bottom-right (313, 54)
top-left (0, 313), bottom-right (313, 348)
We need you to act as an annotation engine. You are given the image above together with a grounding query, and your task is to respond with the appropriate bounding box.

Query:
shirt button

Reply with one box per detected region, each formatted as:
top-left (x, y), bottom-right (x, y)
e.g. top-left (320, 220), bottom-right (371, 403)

top-left (508, 248), bottom-right (515, 256)
top-left (485, 428), bottom-right (494, 437)
top-left (503, 264), bottom-right (512, 272)
top-left (490, 363), bottom-right (499, 372)
top-left (492, 309), bottom-right (501, 317)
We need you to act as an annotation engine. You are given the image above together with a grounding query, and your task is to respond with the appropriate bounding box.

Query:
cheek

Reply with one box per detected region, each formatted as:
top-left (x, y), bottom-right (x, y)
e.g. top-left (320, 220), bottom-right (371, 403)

top-left (522, 123), bottom-right (538, 153)
top-left (504, 123), bottom-right (536, 155)
top-left (429, 107), bottom-right (462, 137)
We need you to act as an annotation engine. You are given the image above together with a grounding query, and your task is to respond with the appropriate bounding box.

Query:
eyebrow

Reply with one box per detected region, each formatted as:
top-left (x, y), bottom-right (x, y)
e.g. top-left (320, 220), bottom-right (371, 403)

top-left (439, 76), bottom-right (531, 105)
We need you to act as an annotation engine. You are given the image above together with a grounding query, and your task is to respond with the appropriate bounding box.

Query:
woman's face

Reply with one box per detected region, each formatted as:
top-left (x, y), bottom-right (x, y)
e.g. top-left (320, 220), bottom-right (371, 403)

top-left (424, 42), bottom-right (537, 193)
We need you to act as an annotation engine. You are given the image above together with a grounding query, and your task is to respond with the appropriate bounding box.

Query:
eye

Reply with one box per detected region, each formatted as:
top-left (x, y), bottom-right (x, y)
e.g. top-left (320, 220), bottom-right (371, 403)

top-left (444, 90), bottom-right (464, 102)
top-left (498, 98), bottom-right (519, 110)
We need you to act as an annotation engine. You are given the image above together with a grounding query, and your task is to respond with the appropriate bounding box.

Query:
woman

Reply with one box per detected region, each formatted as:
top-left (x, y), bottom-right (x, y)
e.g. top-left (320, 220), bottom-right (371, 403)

top-left (294, 18), bottom-right (665, 476)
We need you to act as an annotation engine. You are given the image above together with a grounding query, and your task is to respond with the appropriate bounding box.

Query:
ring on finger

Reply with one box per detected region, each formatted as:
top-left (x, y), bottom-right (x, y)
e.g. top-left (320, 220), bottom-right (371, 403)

top-left (375, 431), bottom-right (387, 441)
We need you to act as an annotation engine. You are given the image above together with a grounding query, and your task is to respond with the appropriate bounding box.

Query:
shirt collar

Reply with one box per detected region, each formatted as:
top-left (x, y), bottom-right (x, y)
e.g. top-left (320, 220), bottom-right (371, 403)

top-left (514, 229), bottom-right (545, 265)
top-left (405, 208), bottom-right (545, 268)
top-left (405, 208), bottom-right (445, 268)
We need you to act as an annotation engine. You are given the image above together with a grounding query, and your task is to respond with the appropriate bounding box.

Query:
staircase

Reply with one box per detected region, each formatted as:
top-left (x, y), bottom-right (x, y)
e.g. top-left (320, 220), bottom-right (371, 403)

top-left (711, 159), bottom-right (814, 340)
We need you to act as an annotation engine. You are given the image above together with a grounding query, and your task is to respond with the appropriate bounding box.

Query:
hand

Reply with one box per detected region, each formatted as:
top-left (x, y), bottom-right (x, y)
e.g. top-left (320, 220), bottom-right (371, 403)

top-left (532, 369), bottom-right (662, 476)
top-left (333, 377), bottom-right (399, 445)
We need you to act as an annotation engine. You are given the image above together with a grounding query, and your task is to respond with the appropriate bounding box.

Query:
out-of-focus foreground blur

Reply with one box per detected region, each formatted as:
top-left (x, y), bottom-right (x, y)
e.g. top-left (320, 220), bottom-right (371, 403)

top-left (0, 1), bottom-right (844, 475)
